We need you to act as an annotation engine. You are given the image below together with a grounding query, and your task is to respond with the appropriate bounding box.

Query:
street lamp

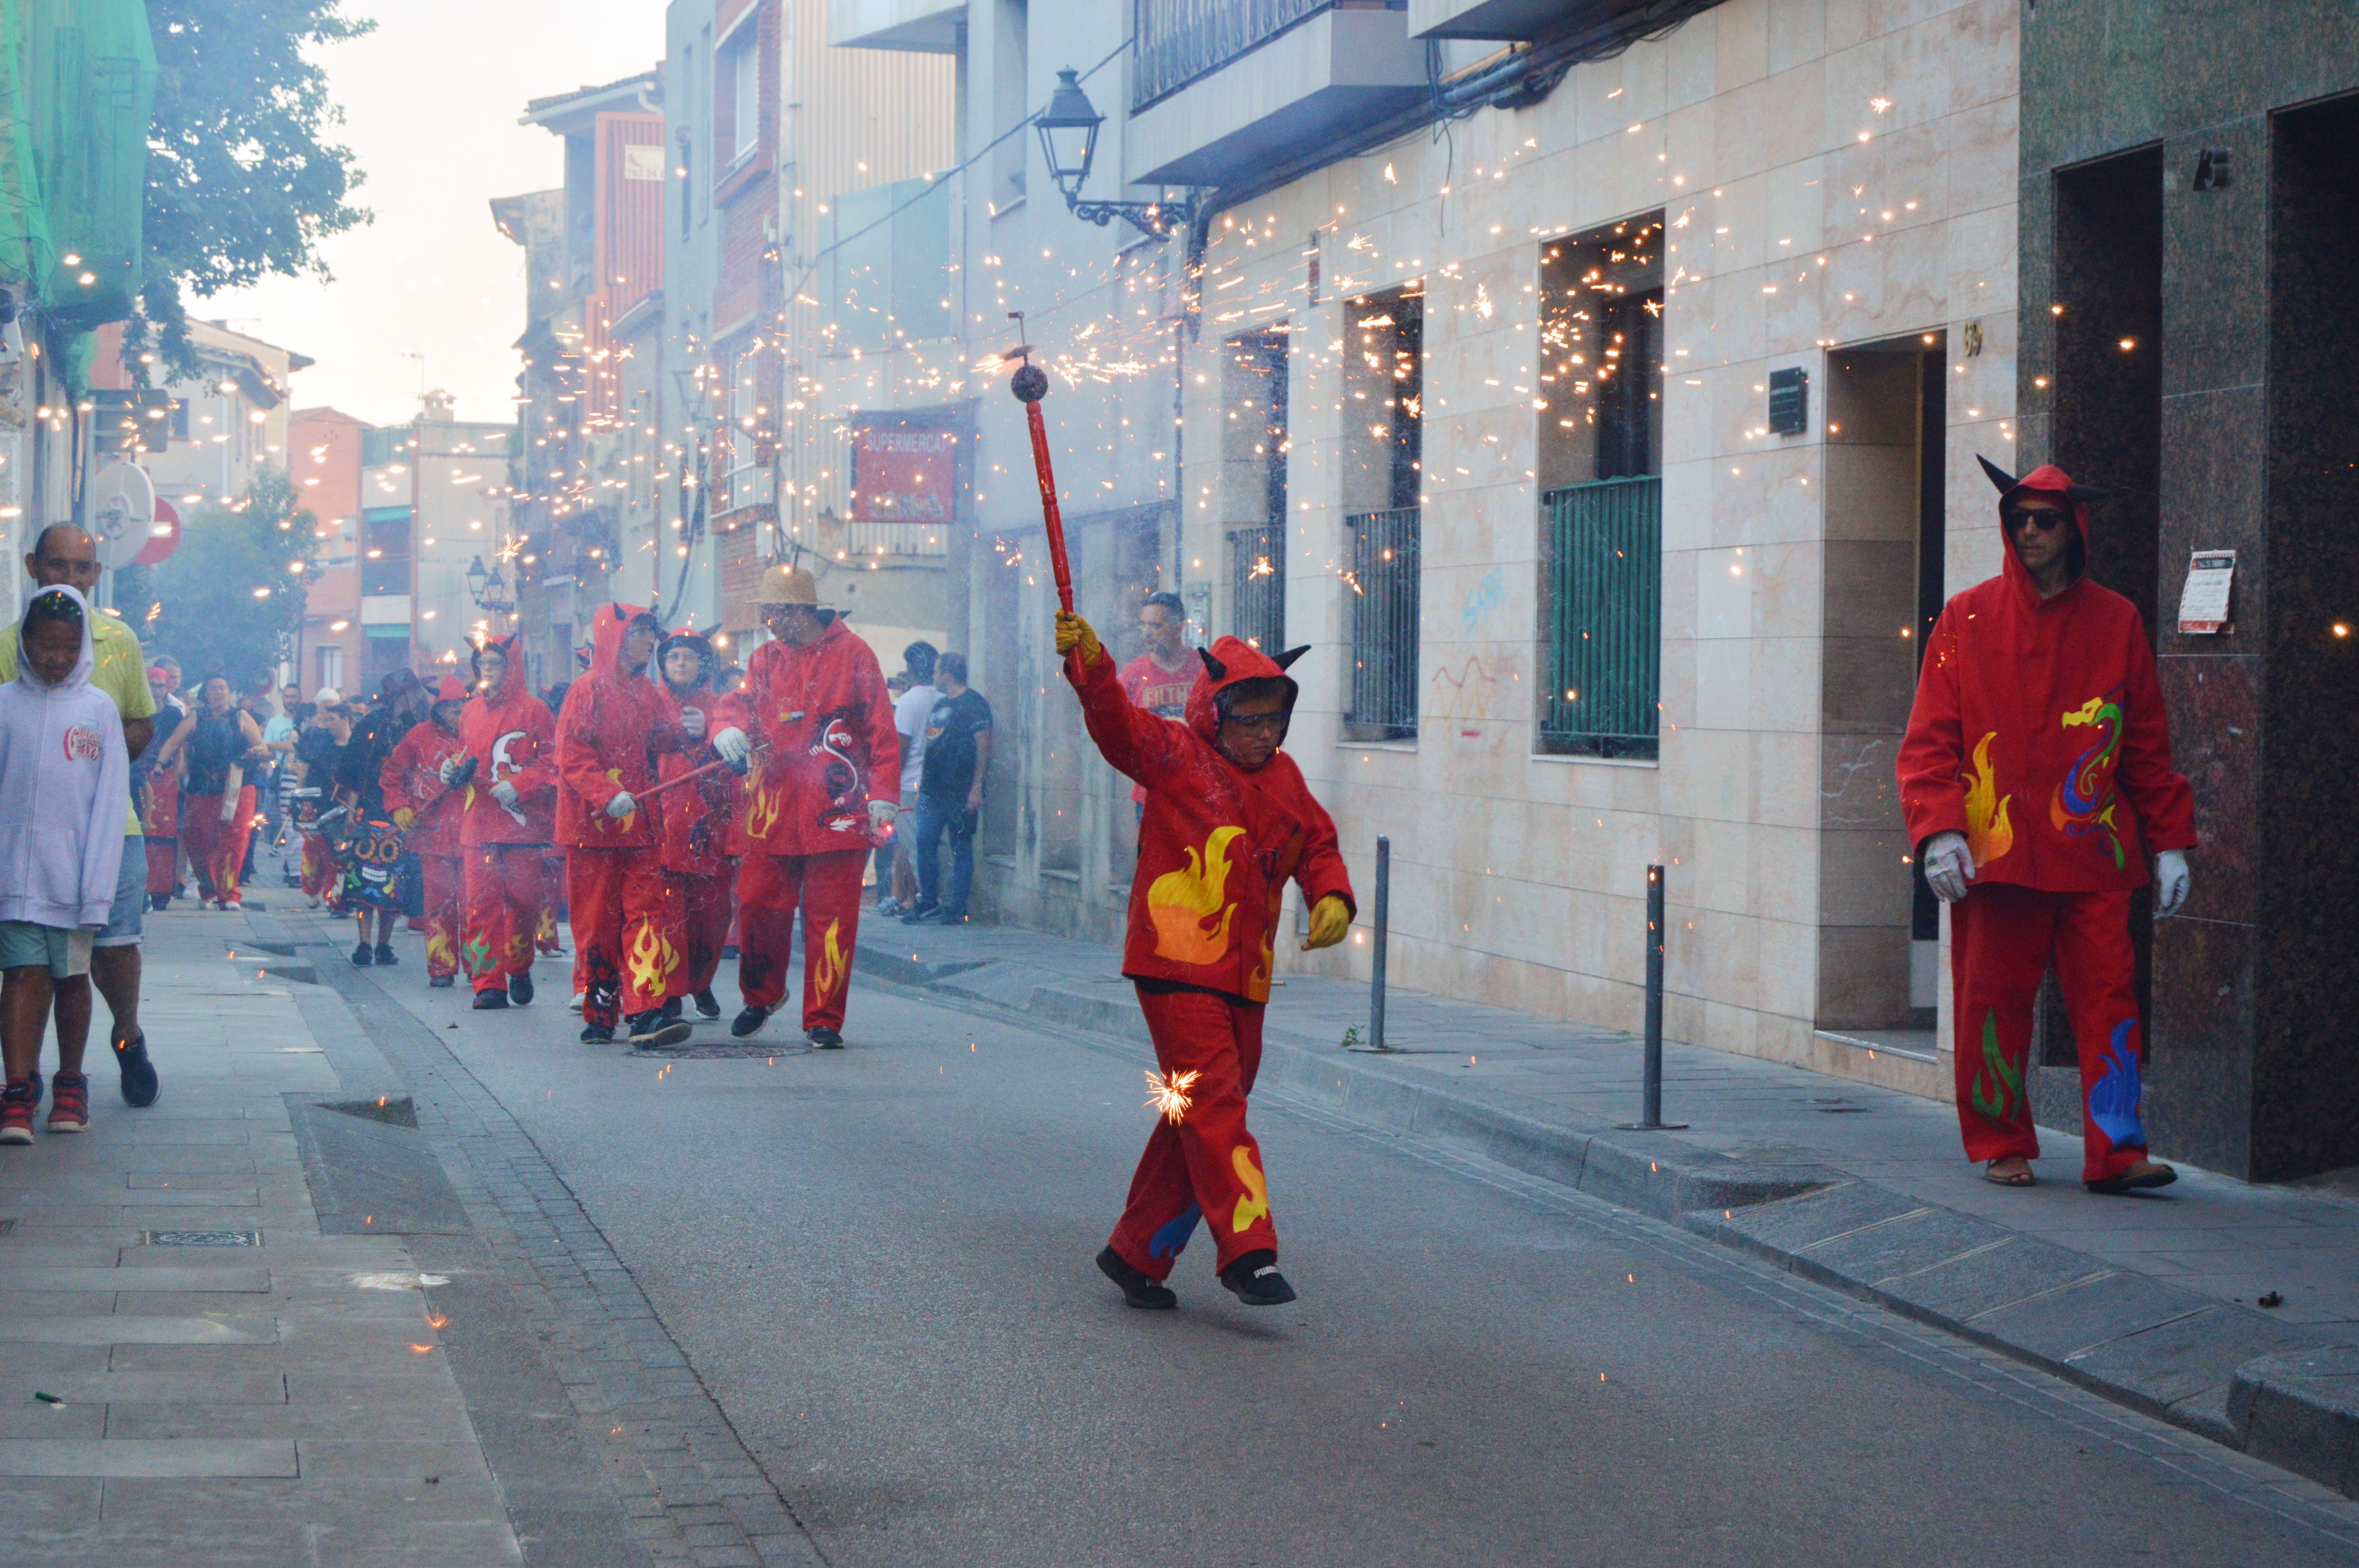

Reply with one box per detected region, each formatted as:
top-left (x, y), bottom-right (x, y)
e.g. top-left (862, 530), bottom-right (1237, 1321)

top-left (1034, 68), bottom-right (1201, 240)
top-left (465, 554), bottom-right (515, 614)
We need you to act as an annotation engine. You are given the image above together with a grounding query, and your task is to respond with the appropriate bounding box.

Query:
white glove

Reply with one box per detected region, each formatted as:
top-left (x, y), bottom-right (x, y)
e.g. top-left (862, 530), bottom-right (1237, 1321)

top-left (2154, 849), bottom-right (2190, 917)
top-left (605, 791), bottom-right (637, 820)
top-left (680, 706), bottom-right (707, 740)
top-left (490, 779), bottom-right (520, 809)
top-left (868, 799), bottom-right (898, 831)
top-left (1920, 830), bottom-right (1975, 904)
top-left (712, 727), bottom-right (750, 765)
top-left (438, 756), bottom-right (459, 785)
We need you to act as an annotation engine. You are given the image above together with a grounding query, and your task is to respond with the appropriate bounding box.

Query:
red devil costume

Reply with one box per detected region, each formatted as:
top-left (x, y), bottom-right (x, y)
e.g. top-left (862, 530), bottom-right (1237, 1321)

top-left (656, 631), bottom-right (740, 1011)
top-left (1898, 459), bottom-right (2197, 1187)
top-left (1063, 624), bottom-right (1353, 1307)
top-left (720, 608), bottom-right (897, 1042)
top-left (556, 604), bottom-right (693, 1039)
top-left (458, 634), bottom-right (558, 1005)
top-left (380, 678), bottom-right (472, 984)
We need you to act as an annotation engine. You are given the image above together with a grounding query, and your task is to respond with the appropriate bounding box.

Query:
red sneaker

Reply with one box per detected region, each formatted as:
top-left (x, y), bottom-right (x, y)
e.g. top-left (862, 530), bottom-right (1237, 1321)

top-left (46, 1072), bottom-right (89, 1134)
top-left (0, 1079), bottom-right (35, 1145)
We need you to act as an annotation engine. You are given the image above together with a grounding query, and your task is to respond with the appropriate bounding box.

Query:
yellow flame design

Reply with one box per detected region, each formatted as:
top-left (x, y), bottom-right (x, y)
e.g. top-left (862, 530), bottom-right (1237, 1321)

top-left (813, 918), bottom-right (845, 1000)
top-left (1144, 1067), bottom-right (1201, 1125)
top-left (1230, 1145), bottom-right (1270, 1233)
top-left (1963, 731), bottom-right (2015, 867)
top-left (743, 782), bottom-right (783, 841)
top-left (600, 768), bottom-right (636, 833)
top-left (424, 925), bottom-right (455, 969)
top-left (625, 921), bottom-right (678, 998)
top-left (1147, 825), bottom-right (1244, 965)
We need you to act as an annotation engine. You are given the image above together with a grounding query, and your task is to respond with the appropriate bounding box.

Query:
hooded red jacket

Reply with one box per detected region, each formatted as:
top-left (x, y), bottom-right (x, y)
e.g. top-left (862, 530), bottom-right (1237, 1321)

top-left (556, 602), bottom-right (691, 850)
top-left (380, 718), bottom-right (469, 857)
top-left (655, 631), bottom-right (740, 877)
top-left (1897, 463), bottom-right (2197, 891)
top-left (458, 634), bottom-right (558, 848)
top-left (1067, 634), bottom-right (1354, 1004)
top-left (720, 616), bottom-right (898, 857)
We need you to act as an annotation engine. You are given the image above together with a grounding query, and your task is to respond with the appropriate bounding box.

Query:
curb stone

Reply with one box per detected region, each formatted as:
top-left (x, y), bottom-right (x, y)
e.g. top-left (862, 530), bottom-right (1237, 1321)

top-left (854, 939), bottom-right (2359, 1501)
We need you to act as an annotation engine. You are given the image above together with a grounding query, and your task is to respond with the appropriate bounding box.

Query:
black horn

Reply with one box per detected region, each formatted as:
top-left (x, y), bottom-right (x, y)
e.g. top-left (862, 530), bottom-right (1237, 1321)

top-left (1976, 454), bottom-right (2019, 494)
top-left (1197, 648), bottom-right (1228, 682)
top-left (2065, 483), bottom-right (2112, 503)
top-left (1270, 645), bottom-right (1311, 670)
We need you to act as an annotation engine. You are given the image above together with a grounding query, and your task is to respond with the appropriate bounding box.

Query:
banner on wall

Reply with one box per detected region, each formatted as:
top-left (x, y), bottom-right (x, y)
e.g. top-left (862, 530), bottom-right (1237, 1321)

top-left (849, 428), bottom-right (954, 524)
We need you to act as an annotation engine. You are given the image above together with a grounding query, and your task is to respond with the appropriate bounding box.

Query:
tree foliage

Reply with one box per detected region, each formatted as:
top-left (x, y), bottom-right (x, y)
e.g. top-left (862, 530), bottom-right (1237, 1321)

top-left (128, 1), bottom-right (374, 379)
top-left (117, 467), bottom-right (319, 688)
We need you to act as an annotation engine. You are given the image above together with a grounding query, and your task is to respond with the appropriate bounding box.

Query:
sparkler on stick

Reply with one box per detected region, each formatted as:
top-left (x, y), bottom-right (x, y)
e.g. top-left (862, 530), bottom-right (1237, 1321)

top-left (1007, 312), bottom-right (1074, 613)
top-left (630, 742), bottom-right (767, 806)
top-left (1144, 1067), bottom-right (1201, 1125)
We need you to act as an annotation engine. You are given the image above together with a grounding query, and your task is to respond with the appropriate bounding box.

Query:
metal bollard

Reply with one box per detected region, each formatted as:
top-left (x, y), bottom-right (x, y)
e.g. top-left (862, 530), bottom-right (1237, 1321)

top-left (1369, 835), bottom-right (1391, 1052)
top-left (1618, 863), bottom-right (1687, 1131)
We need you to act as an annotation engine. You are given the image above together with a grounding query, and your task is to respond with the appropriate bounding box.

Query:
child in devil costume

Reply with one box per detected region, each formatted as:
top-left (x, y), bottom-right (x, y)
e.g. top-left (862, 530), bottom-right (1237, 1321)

top-left (556, 603), bottom-right (701, 1046)
top-left (380, 677), bottom-right (473, 987)
top-left (655, 630), bottom-right (740, 1021)
top-left (458, 635), bottom-right (557, 1012)
top-left (1053, 609), bottom-right (1354, 1308)
top-left (1899, 458), bottom-right (2197, 1194)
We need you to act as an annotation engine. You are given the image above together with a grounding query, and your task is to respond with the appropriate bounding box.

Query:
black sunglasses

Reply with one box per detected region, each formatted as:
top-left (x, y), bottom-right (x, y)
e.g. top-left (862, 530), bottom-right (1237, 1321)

top-left (2003, 505), bottom-right (2069, 533)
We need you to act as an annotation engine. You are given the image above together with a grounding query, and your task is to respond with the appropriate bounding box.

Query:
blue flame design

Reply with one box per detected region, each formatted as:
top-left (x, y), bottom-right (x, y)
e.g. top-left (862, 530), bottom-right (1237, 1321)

top-left (1148, 1203), bottom-right (1202, 1260)
top-left (2088, 1020), bottom-right (2147, 1149)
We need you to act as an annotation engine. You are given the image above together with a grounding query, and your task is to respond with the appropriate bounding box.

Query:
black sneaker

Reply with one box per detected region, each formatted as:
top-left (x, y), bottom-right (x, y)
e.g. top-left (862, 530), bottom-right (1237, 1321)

top-left (580, 1022), bottom-right (614, 1044)
top-left (899, 902), bottom-right (939, 924)
top-left (692, 988), bottom-right (721, 1019)
top-left (351, 941), bottom-right (373, 967)
top-left (111, 1034), bottom-right (158, 1108)
top-left (429, 975), bottom-right (455, 989)
top-left (509, 973), bottom-right (535, 1007)
top-left (627, 1010), bottom-right (692, 1049)
top-left (373, 944), bottom-right (398, 967)
top-left (730, 1005), bottom-right (771, 1039)
top-left (1219, 1250), bottom-right (1297, 1307)
top-left (473, 988), bottom-right (510, 1010)
top-left (661, 996), bottom-right (682, 1023)
top-left (1096, 1246), bottom-right (1177, 1310)
top-left (806, 1025), bottom-right (843, 1049)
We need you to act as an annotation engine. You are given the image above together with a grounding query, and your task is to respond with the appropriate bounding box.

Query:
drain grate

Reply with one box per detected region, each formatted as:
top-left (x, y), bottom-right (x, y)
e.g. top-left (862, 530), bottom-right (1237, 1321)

top-left (0, 1218), bottom-right (15, 1236)
top-left (317, 1096), bottom-right (418, 1128)
top-left (145, 1229), bottom-right (261, 1247)
top-left (628, 1044), bottom-right (816, 1061)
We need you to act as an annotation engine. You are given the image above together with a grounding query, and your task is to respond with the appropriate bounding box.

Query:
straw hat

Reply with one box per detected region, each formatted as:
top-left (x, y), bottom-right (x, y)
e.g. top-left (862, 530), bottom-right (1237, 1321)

top-left (757, 563), bottom-right (827, 608)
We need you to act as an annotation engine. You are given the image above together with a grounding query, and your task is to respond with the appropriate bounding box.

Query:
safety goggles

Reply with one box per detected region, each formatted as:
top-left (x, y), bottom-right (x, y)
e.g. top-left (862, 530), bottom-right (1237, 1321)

top-left (1220, 711), bottom-right (1290, 735)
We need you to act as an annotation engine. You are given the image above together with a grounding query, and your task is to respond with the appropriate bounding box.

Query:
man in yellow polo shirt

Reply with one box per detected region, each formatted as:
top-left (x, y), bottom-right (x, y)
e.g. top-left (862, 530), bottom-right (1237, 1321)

top-left (1, 524), bottom-right (161, 1107)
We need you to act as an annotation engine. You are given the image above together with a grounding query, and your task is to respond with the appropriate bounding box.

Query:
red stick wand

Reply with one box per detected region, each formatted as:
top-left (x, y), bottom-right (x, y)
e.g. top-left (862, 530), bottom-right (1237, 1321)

top-left (1010, 353), bottom-right (1074, 613)
top-left (632, 743), bottom-right (767, 805)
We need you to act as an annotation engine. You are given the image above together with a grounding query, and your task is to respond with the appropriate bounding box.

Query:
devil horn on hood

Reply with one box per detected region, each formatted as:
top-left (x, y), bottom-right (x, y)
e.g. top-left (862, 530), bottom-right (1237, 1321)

top-left (1198, 648), bottom-right (1228, 682)
top-left (1270, 644), bottom-right (1311, 670)
top-left (1976, 454), bottom-right (2019, 494)
top-left (2066, 483), bottom-right (2112, 503)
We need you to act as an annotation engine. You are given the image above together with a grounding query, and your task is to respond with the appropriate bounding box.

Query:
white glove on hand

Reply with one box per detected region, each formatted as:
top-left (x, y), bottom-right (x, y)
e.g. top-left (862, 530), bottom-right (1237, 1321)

top-left (438, 756), bottom-right (460, 785)
top-left (680, 706), bottom-right (707, 740)
top-left (712, 727), bottom-right (750, 766)
top-left (1920, 831), bottom-right (1976, 904)
top-left (490, 779), bottom-right (521, 809)
top-left (605, 791), bottom-right (637, 820)
top-left (2154, 849), bottom-right (2191, 917)
top-left (868, 799), bottom-right (897, 831)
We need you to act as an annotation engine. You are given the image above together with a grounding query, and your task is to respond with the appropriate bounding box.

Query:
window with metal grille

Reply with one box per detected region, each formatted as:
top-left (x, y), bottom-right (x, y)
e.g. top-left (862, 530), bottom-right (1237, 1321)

top-left (1541, 477), bottom-right (1659, 758)
top-left (1221, 326), bottom-right (1288, 649)
top-left (1344, 506), bottom-right (1419, 740)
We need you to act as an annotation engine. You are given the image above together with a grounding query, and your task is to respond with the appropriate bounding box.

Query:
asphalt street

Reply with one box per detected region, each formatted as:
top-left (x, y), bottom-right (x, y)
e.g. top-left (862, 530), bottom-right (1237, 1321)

top-left (346, 942), bottom-right (2359, 1568)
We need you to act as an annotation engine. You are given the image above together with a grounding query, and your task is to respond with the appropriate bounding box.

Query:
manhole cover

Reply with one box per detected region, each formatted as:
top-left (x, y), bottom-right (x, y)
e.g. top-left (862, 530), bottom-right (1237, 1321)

top-left (627, 1044), bottom-right (816, 1060)
top-left (145, 1230), bottom-right (261, 1247)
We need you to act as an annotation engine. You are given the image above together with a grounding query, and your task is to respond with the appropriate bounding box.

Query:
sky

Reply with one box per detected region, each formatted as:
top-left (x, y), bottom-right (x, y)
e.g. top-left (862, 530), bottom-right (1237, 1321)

top-left (203, 1), bottom-right (663, 430)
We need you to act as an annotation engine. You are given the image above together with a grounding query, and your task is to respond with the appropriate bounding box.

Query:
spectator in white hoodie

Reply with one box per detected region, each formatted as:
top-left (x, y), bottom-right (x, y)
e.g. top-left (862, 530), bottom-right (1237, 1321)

top-left (0, 587), bottom-right (129, 1143)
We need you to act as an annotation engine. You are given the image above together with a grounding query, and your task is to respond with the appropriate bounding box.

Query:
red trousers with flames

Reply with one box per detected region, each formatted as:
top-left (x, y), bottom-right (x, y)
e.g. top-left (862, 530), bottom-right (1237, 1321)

top-left (299, 833), bottom-right (338, 900)
top-left (1950, 882), bottom-right (2150, 1183)
top-left (1106, 984), bottom-right (1278, 1279)
top-left (568, 848), bottom-right (682, 1027)
top-left (418, 853), bottom-right (463, 980)
top-left (182, 787), bottom-right (256, 900)
top-left (672, 867), bottom-right (737, 999)
top-left (736, 849), bottom-right (864, 1032)
top-left (145, 839), bottom-right (178, 899)
top-left (464, 844), bottom-right (549, 993)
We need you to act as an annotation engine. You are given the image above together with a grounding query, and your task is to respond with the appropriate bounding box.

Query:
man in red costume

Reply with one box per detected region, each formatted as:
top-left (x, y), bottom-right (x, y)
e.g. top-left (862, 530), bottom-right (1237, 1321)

top-left (656, 629), bottom-right (740, 1020)
top-left (712, 565), bottom-right (897, 1049)
top-left (1899, 458), bottom-right (2197, 1194)
top-left (380, 677), bottom-right (472, 987)
top-left (556, 603), bottom-right (700, 1047)
top-left (458, 635), bottom-right (557, 1013)
top-left (1054, 608), bottom-right (1354, 1309)
top-left (1117, 590), bottom-right (1197, 815)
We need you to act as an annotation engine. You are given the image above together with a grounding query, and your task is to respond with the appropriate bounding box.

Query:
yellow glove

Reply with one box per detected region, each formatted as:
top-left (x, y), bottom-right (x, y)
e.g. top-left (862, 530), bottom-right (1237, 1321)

top-left (1054, 610), bottom-right (1103, 665)
top-left (391, 808), bottom-right (416, 832)
top-left (1304, 894), bottom-right (1351, 951)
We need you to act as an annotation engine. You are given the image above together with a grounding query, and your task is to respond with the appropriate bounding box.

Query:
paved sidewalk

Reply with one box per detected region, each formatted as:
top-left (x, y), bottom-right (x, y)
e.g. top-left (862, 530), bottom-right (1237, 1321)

top-left (0, 907), bottom-right (519, 1563)
top-left (843, 911), bottom-right (2359, 1498)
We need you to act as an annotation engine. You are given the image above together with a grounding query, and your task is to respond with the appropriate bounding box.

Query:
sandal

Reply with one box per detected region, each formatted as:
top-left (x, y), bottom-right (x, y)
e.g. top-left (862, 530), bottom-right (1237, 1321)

top-left (1985, 1159), bottom-right (2036, 1187)
top-left (2086, 1161), bottom-right (2176, 1195)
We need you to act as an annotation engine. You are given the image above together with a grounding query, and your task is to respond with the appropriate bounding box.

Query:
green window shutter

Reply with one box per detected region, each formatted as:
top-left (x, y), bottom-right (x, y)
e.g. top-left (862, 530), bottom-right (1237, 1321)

top-left (1542, 476), bottom-right (1660, 760)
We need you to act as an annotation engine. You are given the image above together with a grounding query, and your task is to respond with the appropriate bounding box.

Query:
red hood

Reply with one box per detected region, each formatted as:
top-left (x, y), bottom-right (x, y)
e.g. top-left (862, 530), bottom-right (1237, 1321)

top-left (1182, 635), bottom-right (1304, 751)
top-left (473, 633), bottom-right (525, 702)
top-left (1993, 461), bottom-right (2090, 599)
top-left (587, 600), bottom-right (663, 685)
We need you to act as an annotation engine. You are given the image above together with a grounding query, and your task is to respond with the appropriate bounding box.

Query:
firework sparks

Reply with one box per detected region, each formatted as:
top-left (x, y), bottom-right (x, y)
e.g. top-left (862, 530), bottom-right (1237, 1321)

top-left (1143, 1068), bottom-right (1201, 1125)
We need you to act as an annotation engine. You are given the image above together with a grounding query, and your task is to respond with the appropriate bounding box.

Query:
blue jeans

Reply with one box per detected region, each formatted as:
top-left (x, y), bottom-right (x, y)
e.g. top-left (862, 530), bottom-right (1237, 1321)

top-left (911, 795), bottom-right (975, 916)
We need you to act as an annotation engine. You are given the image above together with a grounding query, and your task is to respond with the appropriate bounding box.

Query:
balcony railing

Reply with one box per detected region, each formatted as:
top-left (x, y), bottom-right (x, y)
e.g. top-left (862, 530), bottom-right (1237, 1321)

top-left (841, 521), bottom-right (950, 558)
top-left (1132, 0), bottom-right (1336, 111)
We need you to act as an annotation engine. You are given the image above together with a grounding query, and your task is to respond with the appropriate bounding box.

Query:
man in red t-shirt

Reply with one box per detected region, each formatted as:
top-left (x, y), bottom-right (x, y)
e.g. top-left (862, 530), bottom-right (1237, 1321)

top-left (1116, 592), bottom-right (1197, 810)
